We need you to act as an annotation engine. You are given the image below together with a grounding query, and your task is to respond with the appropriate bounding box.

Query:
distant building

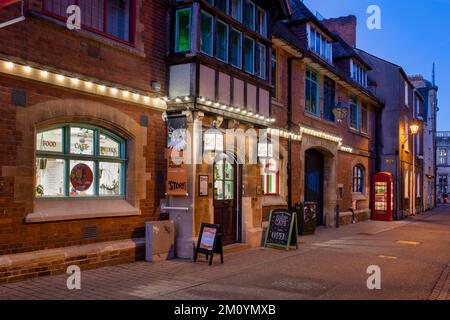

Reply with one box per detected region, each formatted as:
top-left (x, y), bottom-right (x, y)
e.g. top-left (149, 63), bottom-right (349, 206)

top-left (410, 74), bottom-right (438, 209)
top-left (436, 132), bottom-right (450, 203)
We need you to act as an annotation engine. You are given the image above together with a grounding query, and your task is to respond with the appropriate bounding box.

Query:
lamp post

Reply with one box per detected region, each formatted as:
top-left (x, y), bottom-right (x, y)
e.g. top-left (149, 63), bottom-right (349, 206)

top-left (409, 118), bottom-right (422, 216)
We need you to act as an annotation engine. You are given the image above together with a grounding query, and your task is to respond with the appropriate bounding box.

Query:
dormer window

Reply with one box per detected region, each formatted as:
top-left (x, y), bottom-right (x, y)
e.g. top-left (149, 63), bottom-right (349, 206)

top-left (307, 24), bottom-right (332, 63)
top-left (350, 59), bottom-right (368, 87)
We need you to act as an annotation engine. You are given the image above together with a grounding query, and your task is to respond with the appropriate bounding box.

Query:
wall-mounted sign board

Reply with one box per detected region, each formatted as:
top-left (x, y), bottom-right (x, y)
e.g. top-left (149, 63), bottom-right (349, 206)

top-left (264, 210), bottom-right (298, 250)
top-left (194, 223), bottom-right (223, 266)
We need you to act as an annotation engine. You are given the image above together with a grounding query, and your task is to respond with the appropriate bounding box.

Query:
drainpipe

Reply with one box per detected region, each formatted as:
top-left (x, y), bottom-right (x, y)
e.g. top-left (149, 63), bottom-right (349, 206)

top-left (287, 53), bottom-right (304, 210)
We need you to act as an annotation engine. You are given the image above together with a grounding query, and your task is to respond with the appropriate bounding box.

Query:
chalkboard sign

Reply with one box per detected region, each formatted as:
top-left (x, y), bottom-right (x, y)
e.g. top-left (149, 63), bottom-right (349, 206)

top-left (264, 210), bottom-right (298, 250)
top-left (194, 223), bottom-right (224, 266)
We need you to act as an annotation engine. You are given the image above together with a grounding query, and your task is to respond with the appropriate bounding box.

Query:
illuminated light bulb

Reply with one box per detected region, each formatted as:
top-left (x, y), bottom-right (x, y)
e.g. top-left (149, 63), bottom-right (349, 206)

top-left (175, 97), bottom-right (182, 103)
top-left (144, 96), bottom-right (150, 103)
top-left (5, 61), bottom-right (14, 70)
top-left (235, 108), bottom-right (240, 112)
top-left (163, 97), bottom-right (169, 102)
top-left (241, 110), bottom-right (247, 115)
top-left (228, 107), bottom-right (234, 112)
top-left (214, 102), bottom-right (220, 107)
top-left (248, 112), bottom-right (253, 116)
top-left (133, 93), bottom-right (140, 100)
top-left (122, 90), bottom-right (130, 98)
top-left (40, 70), bottom-right (48, 78)
top-left (23, 66), bottom-right (32, 73)
top-left (221, 105), bottom-right (227, 110)
top-left (271, 118), bottom-right (276, 122)
top-left (200, 96), bottom-right (205, 102)
top-left (98, 85), bottom-right (106, 92)
top-left (184, 96), bottom-right (190, 101)
top-left (206, 100), bottom-right (212, 105)
top-left (110, 87), bottom-right (118, 95)
top-left (56, 74), bottom-right (65, 82)
top-left (85, 81), bottom-right (93, 89)
top-left (71, 78), bottom-right (80, 85)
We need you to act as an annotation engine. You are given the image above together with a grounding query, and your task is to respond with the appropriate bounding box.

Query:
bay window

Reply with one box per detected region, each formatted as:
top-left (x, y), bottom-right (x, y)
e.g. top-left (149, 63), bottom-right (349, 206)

top-left (244, 36), bottom-right (255, 74)
top-left (230, 28), bottom-right (243, 68)
top-left (353, 165), bottom-right (365, 193)
top-left (244, 0), bottom-right (255, 30)
top-left (257, 7), bottom-right (267, 37)
top-left (36, 125), bottom-right (126, 198)
top-left (216, 0), bottom-right (229, 14)
top-left (307, 24), bottom-right (333, 63)
top-left (43, 0), bottom-right (134, 44)
top-left (262, 159), bottom-right (279, 195)
top-left (175, 7), bottom-right (191, 52)
top-left (216, 20), bottom-right (229, 62)
top-left (200, 10), bottom-right (214, 56)
top-left (257, 43), bottom-right (267, 79)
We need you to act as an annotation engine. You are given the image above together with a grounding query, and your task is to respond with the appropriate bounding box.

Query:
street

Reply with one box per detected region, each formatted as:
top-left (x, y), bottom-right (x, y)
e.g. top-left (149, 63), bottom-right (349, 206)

top-left (0, 206), bottom-right (449, 300)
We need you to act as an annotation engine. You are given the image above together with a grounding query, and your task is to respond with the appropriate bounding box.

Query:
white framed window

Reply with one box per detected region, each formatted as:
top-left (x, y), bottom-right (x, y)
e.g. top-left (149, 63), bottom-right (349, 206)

top-left (230, 28), bottom-right (242, 68)
top-left (244, 36), bottom-right (255, 74)
top-left (174, 7), bottom-right (191, 53)
top-left (307, 24), bottom-right (333, 63)
top-left (231, 0), bottom-right (243, 22)
top-left (244, 0), bottom-right (255, 30)
top-left (257, 43), bottom-right (267, 79)
top-left (257, 7), bottom-right (267, 37)
top-left (216, 20), bottom-right (229, 62)
top-left (200, 10), bottom-right (214, 56)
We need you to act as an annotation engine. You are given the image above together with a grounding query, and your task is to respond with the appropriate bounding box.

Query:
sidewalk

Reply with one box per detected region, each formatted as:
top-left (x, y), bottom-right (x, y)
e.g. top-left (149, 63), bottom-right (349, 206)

top-left (0, 210), bottom-right (449, 300)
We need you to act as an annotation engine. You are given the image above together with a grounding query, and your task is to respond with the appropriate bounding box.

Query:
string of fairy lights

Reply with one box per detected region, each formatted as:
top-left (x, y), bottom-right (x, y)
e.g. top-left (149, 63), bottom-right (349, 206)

top-left (0, 58), bottom-right (355, 154)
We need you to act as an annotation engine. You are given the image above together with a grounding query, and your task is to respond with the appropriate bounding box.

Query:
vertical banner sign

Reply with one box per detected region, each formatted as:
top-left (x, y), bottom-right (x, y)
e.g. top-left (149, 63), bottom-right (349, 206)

top-left (167, 116), bottom-right (188, 196)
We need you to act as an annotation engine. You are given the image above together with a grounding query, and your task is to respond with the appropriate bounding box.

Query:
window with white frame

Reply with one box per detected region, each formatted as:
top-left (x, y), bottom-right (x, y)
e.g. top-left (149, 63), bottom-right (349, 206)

top-left (244, 36), bottom-right (255, 74)
top-left (230, 28), bottom-right (242, 68)
top-left (307, 24), bottom-right (333, 63)
top-left (350, 59), bottom-right (367, 87)
top-left (36, 125), bottom-right (126, 198)
top-left (439, 148), bottom-right (448, 165)
top-left (174, 7), bottom-right (191, 52)
top-left (244, 0), bottom-right (255, 30)
top-left (360, 102), bottom-right (368, 134)
top-left (352, 165), bottom-right (365, 193)
top-left (200, 10), bottom-right (214, 56)
top-left (216, 20), bottom-right (229, 62)
top-left (262, 158), bottom-right (279, 195)
top-left (257, 6), bottom-right (267, 37)
top-left (231, 0), bottom-right (243, 22)
top-left (257, 43), bottom-right (267, 79)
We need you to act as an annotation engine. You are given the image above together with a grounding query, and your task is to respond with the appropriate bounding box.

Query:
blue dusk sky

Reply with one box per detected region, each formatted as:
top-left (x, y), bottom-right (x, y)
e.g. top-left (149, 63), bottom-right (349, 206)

top-left (304, 0), bottom-right (450, 131)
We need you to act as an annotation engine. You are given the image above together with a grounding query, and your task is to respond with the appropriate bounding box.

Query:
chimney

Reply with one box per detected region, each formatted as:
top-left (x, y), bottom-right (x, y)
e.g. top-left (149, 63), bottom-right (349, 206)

top-left (322, 15), bottom-right (357, 47)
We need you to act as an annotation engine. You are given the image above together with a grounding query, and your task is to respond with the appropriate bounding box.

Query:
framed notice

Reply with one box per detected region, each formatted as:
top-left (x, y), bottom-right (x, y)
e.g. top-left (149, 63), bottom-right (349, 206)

top-left (199, 175), bottom-right (208, 196)
top-left (194, 223), bottom-right (223, 266)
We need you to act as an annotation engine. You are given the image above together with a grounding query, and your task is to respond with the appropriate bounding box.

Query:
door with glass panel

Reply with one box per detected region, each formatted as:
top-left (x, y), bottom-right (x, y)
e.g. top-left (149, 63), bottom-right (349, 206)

top-left (213, 155), bottom-right (237, 245)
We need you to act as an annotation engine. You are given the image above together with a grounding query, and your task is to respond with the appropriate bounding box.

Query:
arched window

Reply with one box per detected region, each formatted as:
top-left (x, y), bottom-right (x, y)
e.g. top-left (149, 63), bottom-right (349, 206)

top-left (352, 165), bottom-right (364, 193)
top-left (36, 125), bottom-right (126, 198)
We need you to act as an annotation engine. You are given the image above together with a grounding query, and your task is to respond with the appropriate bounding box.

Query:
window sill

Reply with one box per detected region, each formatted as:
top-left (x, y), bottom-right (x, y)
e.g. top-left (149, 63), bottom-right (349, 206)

top-left (26, 199), bottom-right (141, 223)
top-left (352, 192), bottom-right (367, 201)
top-left (348, 128), bottom-right (370, 139)
top-left (303, 111), bottom-right (337, 127)
top-left (262, 195), bottom-right (287, 207)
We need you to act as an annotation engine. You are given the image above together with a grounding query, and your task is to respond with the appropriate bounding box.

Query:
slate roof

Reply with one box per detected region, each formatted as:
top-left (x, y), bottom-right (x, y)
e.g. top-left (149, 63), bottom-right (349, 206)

top-left (332, 33), bottom-right (372, 70)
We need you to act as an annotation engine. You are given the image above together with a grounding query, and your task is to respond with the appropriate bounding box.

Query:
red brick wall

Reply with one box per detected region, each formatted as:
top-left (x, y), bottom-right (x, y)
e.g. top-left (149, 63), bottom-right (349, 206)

top-left (0, 0), bottom-right (168, 256)
top-left (321, 15), bottom-right (357, 48)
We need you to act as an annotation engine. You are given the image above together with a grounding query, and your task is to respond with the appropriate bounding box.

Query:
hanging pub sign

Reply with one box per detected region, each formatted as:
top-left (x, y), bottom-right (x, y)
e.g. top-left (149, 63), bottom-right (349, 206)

top-left (264, 209), bottom-right (298, 250)
top-left (194, 223), bottom-right (224, 266)
top-left (166, 116), bottom-right (188, 196)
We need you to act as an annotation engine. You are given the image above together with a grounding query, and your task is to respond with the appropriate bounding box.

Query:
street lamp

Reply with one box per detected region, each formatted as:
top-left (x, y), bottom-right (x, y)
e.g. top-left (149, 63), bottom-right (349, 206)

top-left (332, 97), bottom-right (349, 122)
top-left (409, 118), bottom-right (423, 216)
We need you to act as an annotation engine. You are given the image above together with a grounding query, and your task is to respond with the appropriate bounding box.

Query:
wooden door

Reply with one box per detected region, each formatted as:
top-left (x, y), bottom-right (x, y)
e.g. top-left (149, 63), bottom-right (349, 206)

top-left (305, 149), bottom-right (324, 226)
top-left (213, 157), bottom-right (237, 245)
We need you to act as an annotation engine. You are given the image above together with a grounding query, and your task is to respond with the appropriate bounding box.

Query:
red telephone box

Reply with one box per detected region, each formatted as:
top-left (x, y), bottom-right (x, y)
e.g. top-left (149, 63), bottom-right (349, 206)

top-left (372, 172), bottom-right (394, 221)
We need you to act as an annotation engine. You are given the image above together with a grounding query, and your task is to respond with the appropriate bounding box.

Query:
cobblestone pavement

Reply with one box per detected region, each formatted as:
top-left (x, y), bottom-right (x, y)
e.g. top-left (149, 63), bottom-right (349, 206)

top-left (1, 206), bottom-right (449, 300)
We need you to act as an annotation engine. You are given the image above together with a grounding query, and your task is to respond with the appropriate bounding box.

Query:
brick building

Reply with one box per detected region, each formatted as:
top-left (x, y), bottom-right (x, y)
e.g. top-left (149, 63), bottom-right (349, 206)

top-left (0, 0), bottom-right (168, 283)
top-left (269, 1), bottom-right (383, 227)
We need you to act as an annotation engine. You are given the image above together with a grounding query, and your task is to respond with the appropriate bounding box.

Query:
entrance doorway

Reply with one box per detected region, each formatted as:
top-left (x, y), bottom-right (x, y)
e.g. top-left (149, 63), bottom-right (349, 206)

top-left (213, 154), bottom-right (240, 245)
top-left (305, 149), bottom-right (325, 226)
